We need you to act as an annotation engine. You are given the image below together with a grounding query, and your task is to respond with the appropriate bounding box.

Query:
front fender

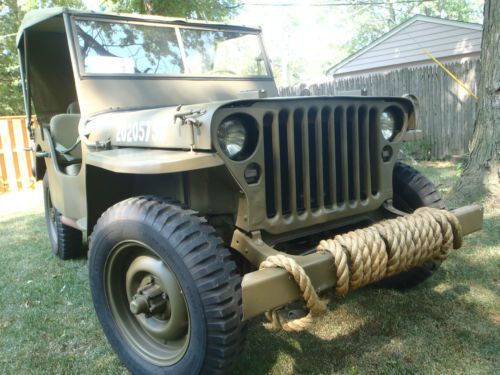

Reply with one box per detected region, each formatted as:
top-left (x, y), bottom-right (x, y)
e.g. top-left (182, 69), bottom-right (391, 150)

top-left (85, 148), bottom-right (223, 174)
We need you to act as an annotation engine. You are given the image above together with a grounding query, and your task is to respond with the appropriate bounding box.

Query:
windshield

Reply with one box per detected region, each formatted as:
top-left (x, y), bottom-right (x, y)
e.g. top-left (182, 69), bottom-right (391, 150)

top-left (74, 18), bottom-right (270, 77)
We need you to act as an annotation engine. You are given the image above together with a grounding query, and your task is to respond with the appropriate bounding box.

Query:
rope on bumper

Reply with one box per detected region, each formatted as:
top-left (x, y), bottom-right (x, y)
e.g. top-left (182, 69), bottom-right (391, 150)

top-left (259, 255), bottom-right (326, 331)
top-left (259, 207), bottom-right (463, 332)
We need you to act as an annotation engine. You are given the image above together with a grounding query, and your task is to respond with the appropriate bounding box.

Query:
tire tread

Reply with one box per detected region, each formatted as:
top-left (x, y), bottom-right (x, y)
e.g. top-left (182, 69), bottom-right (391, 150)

top-left (89, 196), bottom-right (244, 374)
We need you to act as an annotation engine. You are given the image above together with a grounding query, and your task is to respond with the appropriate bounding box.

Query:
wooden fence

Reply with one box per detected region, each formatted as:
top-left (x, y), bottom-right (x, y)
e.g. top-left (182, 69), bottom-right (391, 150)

top-left (0, 116), bottom-right (35, 193)
top-left (280, 59), bottom-right (479, 159)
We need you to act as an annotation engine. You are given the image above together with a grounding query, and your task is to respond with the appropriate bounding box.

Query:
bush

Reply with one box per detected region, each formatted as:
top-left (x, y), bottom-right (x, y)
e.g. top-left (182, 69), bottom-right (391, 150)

top-left (399, 140), bottom-right (432, 161)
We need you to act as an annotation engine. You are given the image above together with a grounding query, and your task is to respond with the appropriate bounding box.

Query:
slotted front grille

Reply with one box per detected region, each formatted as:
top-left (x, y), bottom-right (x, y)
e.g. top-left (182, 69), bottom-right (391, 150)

top-left (263, 105), bottom-right (381, 219)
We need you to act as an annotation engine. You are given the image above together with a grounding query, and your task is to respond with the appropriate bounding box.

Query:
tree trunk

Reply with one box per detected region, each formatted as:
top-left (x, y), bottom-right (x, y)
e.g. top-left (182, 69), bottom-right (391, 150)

top-left (388, 2), bottom-right (396, 25)
top-left (449, 0), bottom-right (500, 206)
top-left (143, 0), bottom-right (154, 14)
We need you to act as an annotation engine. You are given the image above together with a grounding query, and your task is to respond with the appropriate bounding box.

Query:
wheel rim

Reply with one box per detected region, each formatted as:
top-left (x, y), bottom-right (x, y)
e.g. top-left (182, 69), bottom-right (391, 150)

top-left (105, 241), bottom-right (190, 366)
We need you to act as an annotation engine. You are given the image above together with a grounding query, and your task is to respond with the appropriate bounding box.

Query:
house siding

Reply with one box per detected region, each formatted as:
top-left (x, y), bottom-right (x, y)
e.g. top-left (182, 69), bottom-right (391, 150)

top-left (333, 54), bottom-right (478, 78)
top-left (335, 20), bottom-right (482, 75)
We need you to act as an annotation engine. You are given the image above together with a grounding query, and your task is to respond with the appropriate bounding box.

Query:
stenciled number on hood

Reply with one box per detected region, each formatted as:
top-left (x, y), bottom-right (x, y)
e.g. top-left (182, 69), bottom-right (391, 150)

top-left (116, 120), bottom-right (154, 143)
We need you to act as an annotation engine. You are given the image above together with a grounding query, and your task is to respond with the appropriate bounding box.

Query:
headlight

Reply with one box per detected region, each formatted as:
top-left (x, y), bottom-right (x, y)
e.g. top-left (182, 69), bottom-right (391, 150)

top-left (379, 111), bottom-right (395, 140)
top-left (218, 118), bottom-right (246, 158)
top-left (217, 114), bottom-right (258, 161)
top-left (379, 107), bottom-right (405, 141)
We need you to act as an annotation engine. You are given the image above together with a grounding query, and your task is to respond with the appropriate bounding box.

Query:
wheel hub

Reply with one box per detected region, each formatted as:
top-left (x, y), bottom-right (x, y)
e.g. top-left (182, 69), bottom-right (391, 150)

top-left (129, 277), bottom-right (171, 319)
top-left (126, 255), bottom-right (188, 341)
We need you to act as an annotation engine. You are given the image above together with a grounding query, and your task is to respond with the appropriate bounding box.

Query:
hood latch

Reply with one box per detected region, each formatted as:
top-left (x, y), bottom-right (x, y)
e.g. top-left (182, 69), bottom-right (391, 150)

top-left (174, 108), bottom-right (206, 151)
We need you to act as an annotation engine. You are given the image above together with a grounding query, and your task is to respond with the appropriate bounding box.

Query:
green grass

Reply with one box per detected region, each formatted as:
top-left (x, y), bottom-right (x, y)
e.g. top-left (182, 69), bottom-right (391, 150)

top-left (0, 162), bottom-right (498, 374)
top-left (0, 190), bottom-right (125, 374)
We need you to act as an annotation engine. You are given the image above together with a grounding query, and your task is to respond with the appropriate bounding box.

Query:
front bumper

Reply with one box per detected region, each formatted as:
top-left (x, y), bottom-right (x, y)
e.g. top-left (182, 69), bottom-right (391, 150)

top-left (233, 204), bottom-right (483, 321)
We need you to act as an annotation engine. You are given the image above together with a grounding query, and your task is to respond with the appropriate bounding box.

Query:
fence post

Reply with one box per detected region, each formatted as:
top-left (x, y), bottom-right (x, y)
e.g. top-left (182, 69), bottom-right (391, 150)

top-left (0, 116), bottom-right (35, 193)
top-left (0, 127), bottom-right (8, 193)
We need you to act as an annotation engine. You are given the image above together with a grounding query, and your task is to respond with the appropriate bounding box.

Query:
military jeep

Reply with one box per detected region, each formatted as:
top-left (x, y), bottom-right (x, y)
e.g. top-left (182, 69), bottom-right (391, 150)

top-left (18, 8), bottom-right (483, 374)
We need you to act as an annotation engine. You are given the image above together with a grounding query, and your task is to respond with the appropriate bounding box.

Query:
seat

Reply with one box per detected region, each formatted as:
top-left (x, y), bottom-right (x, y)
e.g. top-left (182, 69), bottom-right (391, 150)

top-left (49, 114), bottom-right (81, 175)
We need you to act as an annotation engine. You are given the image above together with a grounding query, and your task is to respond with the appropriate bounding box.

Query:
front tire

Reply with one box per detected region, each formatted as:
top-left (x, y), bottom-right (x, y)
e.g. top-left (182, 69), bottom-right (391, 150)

top-left (88, 197), bottom-right (244, 374)
top-left (380, 162), bottom-right (446, 289)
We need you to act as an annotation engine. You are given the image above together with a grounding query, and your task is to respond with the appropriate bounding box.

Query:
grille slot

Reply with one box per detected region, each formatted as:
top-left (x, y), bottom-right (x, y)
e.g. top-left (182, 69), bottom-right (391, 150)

top-left (320, 107), bottom-right (332, 207)
top-left (278, 110), bottom-right (290, 215)
top-left (263, 113), bottom-right (275, 218)
top-left (263, 104), bottom-right (381, 219)
top-left (293, 109), bottom-right (305, 214)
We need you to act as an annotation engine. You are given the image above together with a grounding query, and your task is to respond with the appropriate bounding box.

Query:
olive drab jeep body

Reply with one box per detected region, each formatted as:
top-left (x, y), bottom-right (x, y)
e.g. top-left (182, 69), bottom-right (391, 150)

top-left (18, 8), bottom-right (483, 374)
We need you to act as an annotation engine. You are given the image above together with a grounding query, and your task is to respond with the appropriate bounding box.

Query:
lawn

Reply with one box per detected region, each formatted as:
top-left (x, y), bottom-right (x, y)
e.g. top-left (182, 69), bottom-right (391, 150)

top-left (0, 162), bottom-right (498, 374)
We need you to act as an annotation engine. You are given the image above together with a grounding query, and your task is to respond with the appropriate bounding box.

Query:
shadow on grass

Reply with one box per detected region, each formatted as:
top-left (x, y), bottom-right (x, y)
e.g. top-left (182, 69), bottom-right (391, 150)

top-left (234, 214), bottom-right (500, 374)
top-left (235, 284), bottom-right (498, 374)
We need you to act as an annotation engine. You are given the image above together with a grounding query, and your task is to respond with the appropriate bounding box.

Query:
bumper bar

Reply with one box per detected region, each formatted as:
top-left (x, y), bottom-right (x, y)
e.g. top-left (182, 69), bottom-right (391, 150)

top-left (237, 205), bottom-right (483, 321)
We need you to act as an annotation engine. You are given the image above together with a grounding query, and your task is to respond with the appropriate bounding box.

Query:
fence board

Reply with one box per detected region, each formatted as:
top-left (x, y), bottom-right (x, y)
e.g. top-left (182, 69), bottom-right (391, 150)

top-left (0, 116), bottom-right (35, 193)
top-left (0, 133), bottom-right (8, 193)
top-left (279, 60), bottom-right (478, 159)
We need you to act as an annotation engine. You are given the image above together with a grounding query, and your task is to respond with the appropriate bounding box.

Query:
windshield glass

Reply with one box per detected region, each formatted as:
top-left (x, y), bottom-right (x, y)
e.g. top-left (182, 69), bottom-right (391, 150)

top-left (180, 29), bottom-right (267, 76)
top-left (74, 18), bottom-right (270, 77)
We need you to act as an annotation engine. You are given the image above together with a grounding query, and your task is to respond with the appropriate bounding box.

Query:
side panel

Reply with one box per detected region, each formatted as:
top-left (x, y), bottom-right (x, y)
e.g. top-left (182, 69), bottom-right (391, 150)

top-left (36, 127), bottom-right (86, 220)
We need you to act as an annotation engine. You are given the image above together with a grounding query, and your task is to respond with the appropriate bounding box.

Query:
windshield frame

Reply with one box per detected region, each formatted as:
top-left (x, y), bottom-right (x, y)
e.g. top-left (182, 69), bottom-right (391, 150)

top-left (68, 14), bottom-right (273, 80)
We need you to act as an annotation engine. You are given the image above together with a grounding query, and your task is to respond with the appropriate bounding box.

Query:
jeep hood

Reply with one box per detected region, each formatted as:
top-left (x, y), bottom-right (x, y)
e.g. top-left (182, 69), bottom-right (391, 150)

top-left (85, 100), bottom-right (248, 151)
top-left (85, 96), bottom-right (417, 152)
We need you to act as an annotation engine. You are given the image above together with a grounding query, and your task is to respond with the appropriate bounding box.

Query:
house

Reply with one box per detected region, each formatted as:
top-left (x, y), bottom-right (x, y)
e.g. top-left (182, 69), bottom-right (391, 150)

top-left (326, 15), bottom-right (482, 78)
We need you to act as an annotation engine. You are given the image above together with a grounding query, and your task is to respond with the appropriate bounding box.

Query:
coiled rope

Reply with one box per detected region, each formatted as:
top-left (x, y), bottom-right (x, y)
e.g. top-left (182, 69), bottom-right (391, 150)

top-left (259, 207), bottom-right (462, 332)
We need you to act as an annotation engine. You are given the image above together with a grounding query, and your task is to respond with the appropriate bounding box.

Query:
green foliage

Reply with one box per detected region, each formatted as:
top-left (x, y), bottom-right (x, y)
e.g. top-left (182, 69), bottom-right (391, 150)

top-left (0, 0), bottom-right (24, 115)
top-left (346, 0), bottom-right (484, 54)
top-left (400, 139), bottom-right (433, 160)
top-left (103, 0), bottom-right (238, 21)
top-left (0, 0), bottom-right (85, 116)
top-left (22, 0), bottom-right (84, 8)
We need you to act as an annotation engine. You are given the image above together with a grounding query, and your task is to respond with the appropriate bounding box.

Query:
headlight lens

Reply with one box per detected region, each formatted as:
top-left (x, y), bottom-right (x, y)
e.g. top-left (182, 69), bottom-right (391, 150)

top-left (379, 110), bottom-right (395, 140)
top-left (218, 118), bottom-right (247, 158)
top-left (217, 114), bottom-right (258, 161)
